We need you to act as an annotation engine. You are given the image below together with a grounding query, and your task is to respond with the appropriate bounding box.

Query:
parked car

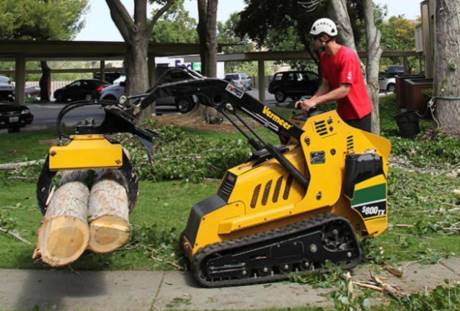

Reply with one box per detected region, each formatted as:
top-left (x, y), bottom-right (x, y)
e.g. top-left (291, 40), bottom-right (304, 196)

top-left (379, 75), bottom-right (396, 93)
top-left (385, 65), bottom-right (405, 77)
top-left (224, 72), bottom-right (252, 90)
top-left (94, 72), bottom-right (123, 84)
top-left (0, 102), bottom-right (33, 132)
top-left (378, 65), bottom-right (406, 93)
top-left (99, 81), bottom-right (126, 101)
top-left (100, 68), bottom-right (197, 113)
top-left (54, 79), bottom-right (111, 102)
top-left (0, 75), bottom-right (14, 102)
top-left (268, 71), bottom-right (320, 103)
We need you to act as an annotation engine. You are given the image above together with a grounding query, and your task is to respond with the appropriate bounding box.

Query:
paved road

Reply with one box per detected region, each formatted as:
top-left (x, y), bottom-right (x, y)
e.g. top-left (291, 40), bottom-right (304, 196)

top-left (13, 89), bottom-right (278, 132)
top-left (0, 257), bottom-right (459, 310)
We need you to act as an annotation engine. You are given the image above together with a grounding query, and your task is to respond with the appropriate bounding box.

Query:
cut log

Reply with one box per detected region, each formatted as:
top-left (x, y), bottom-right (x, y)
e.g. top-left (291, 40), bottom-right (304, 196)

top-left (87, 173), bottom-right (131, 253)
top-left (34, 170), bottom-right (90, 267)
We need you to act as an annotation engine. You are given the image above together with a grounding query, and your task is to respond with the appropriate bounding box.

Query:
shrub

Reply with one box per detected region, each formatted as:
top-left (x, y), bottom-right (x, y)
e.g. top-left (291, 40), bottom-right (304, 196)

top-left (122, 123), bottom-right (252, 182)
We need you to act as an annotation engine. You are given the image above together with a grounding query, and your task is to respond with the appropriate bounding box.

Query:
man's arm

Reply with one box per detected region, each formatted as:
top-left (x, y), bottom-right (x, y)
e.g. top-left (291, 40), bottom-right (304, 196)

top-left (311, 78), bottom-right (330, 99)
top-left (295, 78), bottom-right (330, 109)
top-left (299, 83), bottom-right (351, 111)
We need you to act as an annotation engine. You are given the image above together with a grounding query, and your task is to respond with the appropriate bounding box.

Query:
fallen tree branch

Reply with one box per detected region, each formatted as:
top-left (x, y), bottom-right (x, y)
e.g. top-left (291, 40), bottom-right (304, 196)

top-left (0, 160), bottom-right (44, 170)
top-left (0, 227), bottom-right (31, 245)
top-left (384, 265), bottom-right (403, 278)
top-left (371, 273), bottom-right (405, 299)
top-left (395, 224), bottom-right (414, 228)
top-left (353, 281), bottom-right (383, 292)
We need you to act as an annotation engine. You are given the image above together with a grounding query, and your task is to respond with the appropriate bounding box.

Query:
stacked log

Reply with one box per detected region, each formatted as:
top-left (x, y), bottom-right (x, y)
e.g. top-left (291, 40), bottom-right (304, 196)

top-left (34, 169), bottom-right (132, 266)
top-left (33, 171), bottom-right (90, 267)
top-left (88, 170), bottom-right (131, 253)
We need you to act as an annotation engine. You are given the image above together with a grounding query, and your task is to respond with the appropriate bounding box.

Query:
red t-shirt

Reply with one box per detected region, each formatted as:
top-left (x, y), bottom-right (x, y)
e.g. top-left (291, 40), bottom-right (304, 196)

top-left (320, 46), bottom-right (372, 120)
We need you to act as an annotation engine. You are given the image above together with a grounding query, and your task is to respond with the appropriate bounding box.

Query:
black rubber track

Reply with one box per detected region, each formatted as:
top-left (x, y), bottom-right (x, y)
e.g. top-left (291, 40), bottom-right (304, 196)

top-left (188, 213), bottom-right (363, 287)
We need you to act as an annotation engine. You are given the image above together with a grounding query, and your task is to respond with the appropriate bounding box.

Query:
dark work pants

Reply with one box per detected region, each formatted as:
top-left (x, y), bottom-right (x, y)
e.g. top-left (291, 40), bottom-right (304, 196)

top-left (345, 113), bottom-right (372, 132)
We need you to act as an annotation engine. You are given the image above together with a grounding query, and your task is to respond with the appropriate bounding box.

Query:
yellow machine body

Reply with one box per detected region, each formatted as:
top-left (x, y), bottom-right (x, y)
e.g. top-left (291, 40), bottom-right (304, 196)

top-left (182, 111), bottom-right (391, 258)
top-left (48, 134), bottom-right (123, 171)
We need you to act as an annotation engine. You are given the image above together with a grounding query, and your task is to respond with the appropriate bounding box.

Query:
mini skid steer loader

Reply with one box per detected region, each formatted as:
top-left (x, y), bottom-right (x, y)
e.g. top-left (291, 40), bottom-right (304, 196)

top-left (37, 68), bottom-right (391, 287)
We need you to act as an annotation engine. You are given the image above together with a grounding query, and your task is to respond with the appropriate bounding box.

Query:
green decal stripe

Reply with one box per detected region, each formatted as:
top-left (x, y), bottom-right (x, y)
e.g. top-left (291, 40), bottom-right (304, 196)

top-left (351, 184), bottom-right (386, 206)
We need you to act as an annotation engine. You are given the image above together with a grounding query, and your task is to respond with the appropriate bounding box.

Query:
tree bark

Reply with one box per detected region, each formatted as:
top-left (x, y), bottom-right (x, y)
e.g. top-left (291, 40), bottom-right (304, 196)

top-left (363, 0), bottom-right (383, 134)
top-left (434, 0), bottom-right (460, 135)
top-left (39, 61), bottom-right (51, 102)
top-left (106, 0), bottom-right (175, 121)
top-left (329, 0), bottom-right (357, 51)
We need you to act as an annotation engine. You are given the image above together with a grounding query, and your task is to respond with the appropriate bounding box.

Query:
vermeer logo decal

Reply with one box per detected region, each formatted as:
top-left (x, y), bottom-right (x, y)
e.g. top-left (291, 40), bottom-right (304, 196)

top-left (262, 106), bottom-right (293, 130)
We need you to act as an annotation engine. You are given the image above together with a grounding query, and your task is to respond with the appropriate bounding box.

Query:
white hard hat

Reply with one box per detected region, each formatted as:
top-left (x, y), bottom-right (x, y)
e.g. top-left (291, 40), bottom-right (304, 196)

top-left (310, 18), bottom-right (338, 37)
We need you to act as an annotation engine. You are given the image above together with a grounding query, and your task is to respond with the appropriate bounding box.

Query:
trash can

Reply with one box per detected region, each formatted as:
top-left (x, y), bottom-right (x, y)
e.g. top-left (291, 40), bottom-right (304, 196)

top-left (395, 110), bottom-right (420, 138)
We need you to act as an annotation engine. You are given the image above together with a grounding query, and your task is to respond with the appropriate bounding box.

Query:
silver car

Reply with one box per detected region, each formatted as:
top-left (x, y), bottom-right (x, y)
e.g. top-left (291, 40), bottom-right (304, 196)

top-left (0, 75), bottom-right (14, 102)
top-left (99, 71), bottom-right (196, 113)
top-left (379, 76), bottom-right (396, 93)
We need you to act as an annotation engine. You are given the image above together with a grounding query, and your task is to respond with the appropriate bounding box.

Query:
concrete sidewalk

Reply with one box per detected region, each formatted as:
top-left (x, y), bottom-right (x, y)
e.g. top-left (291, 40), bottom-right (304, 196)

top-left (1, 258), bottom-right (460, 311)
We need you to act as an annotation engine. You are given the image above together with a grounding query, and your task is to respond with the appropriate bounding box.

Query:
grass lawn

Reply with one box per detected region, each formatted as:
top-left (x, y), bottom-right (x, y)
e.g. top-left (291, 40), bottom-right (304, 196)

top-left (0, 95), bottom-right (459, 273)
top-left (1, 96), bottom-right (460, 310)
top-left (0, 178), bottom-right (217, 270)
top-left (0, 130), bottom-right (56, 163)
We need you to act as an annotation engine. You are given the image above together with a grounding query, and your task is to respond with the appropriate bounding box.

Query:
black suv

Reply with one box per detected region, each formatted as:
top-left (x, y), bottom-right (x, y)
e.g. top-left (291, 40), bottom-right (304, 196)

top-left (268, 71), bottom-right (319, 103)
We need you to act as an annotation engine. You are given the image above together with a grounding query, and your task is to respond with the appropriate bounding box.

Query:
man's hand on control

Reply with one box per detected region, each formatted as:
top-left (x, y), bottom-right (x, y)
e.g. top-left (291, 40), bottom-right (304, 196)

top-left (295, 98), bottom-right (318, 111)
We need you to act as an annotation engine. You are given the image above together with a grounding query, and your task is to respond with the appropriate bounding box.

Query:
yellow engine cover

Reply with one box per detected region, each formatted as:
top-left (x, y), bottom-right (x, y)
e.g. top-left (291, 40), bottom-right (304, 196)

top-left (48, 135), bottom-right (123, 171)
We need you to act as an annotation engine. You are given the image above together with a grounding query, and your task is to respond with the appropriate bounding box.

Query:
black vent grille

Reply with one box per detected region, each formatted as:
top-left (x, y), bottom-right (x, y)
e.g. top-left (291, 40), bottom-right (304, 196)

top-left (217, 173), bottom-right (237, 201)
top-left (283, 175), bottom-right (294, 200)
top-left (315, 120), bottom-right (328, 136)
top-left (272, 176), bottom-right (283, 203)
top-left (346, 135), bottom-right (354, 152)
top-left (262, 180), bottom-right (273, 206)
top-left (251, 184), bottom-right (261, 208)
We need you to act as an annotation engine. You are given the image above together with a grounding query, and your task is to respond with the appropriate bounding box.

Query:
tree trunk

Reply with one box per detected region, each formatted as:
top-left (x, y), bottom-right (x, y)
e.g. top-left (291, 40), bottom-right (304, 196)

top-left (363, 0), bottom-right (383, 134)
top-left (34, 170), bottom-right (90, 267)
top-left (205, 0), bottom-right (218, 77)
top-left (197, 0), bottom-right (208, 76)
top-left (434, 0), bottom-right (460, 135)
top-left (194, 0), bottom-right (221, 123)
top-left (39, 61), bottom-right (51, 102)
top-left (329, 0), bottom-right (357, 51)
top-left (126, 36), bottom-right (151, 120)
top-left (87, 171), bottom-right (130, 254)
top-left (197, 0), bottom-right (218, 77)
top-left (106, 0), bottom-right (175, 122)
